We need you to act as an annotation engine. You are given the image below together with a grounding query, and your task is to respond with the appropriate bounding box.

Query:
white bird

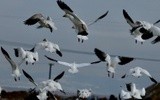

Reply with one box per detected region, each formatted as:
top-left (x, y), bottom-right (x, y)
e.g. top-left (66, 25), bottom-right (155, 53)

top-left (122, 66), bottom-right (158, 84)
top-left (45, 55), bottom-right (101, 74)
top-left (94, 48), bottom-right (134, 78)
top-left (57, 0), bottom-right (108, 43)
top-left (1, 47), bottom-right (24, 81)
top-left (123, 9), bottom-right (160, 44)
top-left (120, 89), bottom-right (132, 99)
top-left (35, 39), bottom-right (62, 57)
top-left (37, 90), bottom-right (48, 100)
top-left (77, 89), bottom-right (92, 99)
top-left (120, 83), bottom-right (146, 99)
top-left (24, 13), bottom-right (57, 33)
top-left (22, 70), bottom-right (66, 94)
top-left (14, 47), bottom-right (39, 65)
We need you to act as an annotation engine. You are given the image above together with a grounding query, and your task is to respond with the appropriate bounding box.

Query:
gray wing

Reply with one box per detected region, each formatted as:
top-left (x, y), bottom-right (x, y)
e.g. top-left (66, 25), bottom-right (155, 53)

top-left (1, 47), bottom-right (17, 70)
top-left (24, 13), bottom-right (44, 25)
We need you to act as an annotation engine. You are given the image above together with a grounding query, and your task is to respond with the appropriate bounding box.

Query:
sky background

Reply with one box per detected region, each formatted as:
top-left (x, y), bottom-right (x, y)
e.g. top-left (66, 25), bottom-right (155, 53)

top-left (0, 0), bottom-right (160, 97)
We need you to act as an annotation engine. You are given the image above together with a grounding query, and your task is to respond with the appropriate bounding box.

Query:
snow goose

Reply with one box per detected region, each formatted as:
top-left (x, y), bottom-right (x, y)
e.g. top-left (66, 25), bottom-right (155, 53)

top-left (22, 70), bottom-right (66, 94)
top-left (123, 9), bottom-right (160, 44)
top-left (35, 39), bottom-right (62, 57)
top-left (122, 66), bottom-right (158, 84)
top-left (44, 55), bottom-right (101, 74)
top-left (94, 48), bottom-right (134, 78)
top-left (77, 89), bottom-right (92, 99)
top-left (1, 47), bottom-right (24, 81)
top-left (24, 13), bottom-right (57, 33)
top-left (57, 0), bottom-right (108, 43)
top-left (14, 47), bottom-right (39, 65)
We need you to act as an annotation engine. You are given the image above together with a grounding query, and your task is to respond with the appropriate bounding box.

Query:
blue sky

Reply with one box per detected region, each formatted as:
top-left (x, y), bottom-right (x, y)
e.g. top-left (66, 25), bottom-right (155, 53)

top-left (0, 0), bottom-right (160, 96)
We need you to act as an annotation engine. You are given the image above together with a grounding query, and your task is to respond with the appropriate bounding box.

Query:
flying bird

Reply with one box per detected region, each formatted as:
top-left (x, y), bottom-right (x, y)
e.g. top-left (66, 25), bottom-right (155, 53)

top-left (23, 69), bottom-right (66, 94)
top-left (44, 55), bottom-right (101, 74)
top-left (122, 66), bottom-right (158, 84)
top-left (1, 47), bottom-right (24, 81)
top-left (14, 47), bottom-right (39, 65)
top-left (24, 13), bottom-right (57, 32)
top-left (123, 9), bottom-right (160, 44)
top-left (77, 89), bottom-right (92, 99)
top-left (35, 39), bottom-right (62, 57)
top-left (57, 0), bottom-right (109, 43)
top-left (94, 48), bottom-right (134, 78)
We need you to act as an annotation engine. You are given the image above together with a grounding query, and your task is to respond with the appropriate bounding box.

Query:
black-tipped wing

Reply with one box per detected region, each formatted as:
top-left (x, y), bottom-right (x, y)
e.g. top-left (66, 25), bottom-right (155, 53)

top-left (88, 11), bottom-right (109, 26)
top-left (54, 71), bottom-right (65, 82)
top-left (149, 77), bottom-right (158, 84)
top-left (44, 55), bottom-right (58, 62)
top-left (57, 0), bottom-right (73, 13)
top-left (94, 48), bottom-right (106, 61)
top-left (121, 74), bottom-right (126, 79)
top-left (151, 36), bottom-right (160, 44)
top-left (14, 48), bottom-right (19, 57)
top-left (118, 56), bottom-right (134, 65)
top-left (22, 69), bottom-right (37, 86)
top-left (56, 50), bottom-right (63, 57)
top-left (123, 9), bottom-right (135, 27)
top-left (1, 47), bottom-right (11, 60)
top-left (24, 13), bottom-right (43, 25)
top-left (90, 60), bottom-right (101, 64)
top-left (125, 83), bottom-right (131, 92)
top-left (153, 19), bottom-right (160, 25)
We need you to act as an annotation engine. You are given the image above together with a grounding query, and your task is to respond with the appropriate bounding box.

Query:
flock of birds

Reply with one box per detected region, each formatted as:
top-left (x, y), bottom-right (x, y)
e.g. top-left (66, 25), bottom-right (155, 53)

top-left (0, 0), bottom-right (160, 100)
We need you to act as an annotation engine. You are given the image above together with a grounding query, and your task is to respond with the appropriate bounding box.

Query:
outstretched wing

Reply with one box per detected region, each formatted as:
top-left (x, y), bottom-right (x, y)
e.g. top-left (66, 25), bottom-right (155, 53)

top-left (57, 0), bottom-right (73, 14)
top-left (94, 48), bottom-right (106, 61)
top-left (1, 47), bottom-right (17, 70)
top-left (88, 11), bottom-right (109, 26)
top-left (54, 71), bottom-right (65, 82)
top-left (22, 69), bottom-right (37, 86)
top-left (123, 9), bottom-right (135, 27)
top-left (24, 13), bottom-right (43, 25)
top-left (118, 56), bottom-right (134, 65)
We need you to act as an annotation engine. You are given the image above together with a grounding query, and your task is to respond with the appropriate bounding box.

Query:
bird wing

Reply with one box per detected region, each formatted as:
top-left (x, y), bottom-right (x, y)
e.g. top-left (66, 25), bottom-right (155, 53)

top-left (44, 55), bottom-right (58, 62)
top-left (94, 48), bottom-right (106, 61)
top-left (118, 56), bottom-right (134, 65)
top-left (88, 11), bottom-right (109, 26)
top-left (24, 13), bottom-right (44, 25)
top-left (76, 63), bottom-right (91, 68)
top-left (1, 47), bottom-right (17, 70)
top-left (22, 69), bottom-right (38, 86)
top-left (123, 9), bottom-right (135, 27)
top-left (140, 68), bottom-right (152, 77)
top-left (57, 61), bottom-right (72, 67)
top-left (54, 71), bottom-right (65, 82)
top-left (57, 0), bottom-right (73, 15)
top-left (151, 36), bottom-right (160, 44)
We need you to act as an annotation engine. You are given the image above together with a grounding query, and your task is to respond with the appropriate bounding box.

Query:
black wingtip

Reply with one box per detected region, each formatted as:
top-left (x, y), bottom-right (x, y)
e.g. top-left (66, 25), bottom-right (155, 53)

top-left (150, 77), bottom-right (158, 84)
top-left (44, 55), bottom-right (58, 62)
top-left (1, 47), bottom-right (11, 59)
top-left (56, 50), bottom-right (63, 57)
top-left (54, 71), bottom-right (65, 82)
top-left (121, 74), bottom-right (126, 79)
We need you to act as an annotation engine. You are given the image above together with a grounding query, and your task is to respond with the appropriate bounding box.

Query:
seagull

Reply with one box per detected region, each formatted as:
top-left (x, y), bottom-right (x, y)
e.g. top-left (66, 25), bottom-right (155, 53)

top-left (24, 13), bottom-right (57, 33)
top-left (57, 0), bottom-right (108, 43)
top-left (35, 39), bottom-right (62, 57)
top-left (1, 47), bottom-right (24, 81)
top-left (123, 9), bottom-right (160, 44)
top-left (77, 89), bottom-right (92, 99)
top-left (22, 69), bottom-right (66, 94)
top-left (14, 47), bottom-right (39, 65)
top-left (122, 66), bottom-right (158, 84)
top-left (120, 89), bottom-right (132, 99)
top-left (44, 55), bottom-right (101, 74)
top-left (94, 48), bottom-right (134, 78)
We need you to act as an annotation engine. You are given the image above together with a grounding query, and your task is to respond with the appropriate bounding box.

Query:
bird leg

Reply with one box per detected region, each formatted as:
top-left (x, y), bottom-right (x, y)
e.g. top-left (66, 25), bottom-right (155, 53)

top-left (14, 77), bottom-right (17, 81)
top-left (112, 73), bottom-right (114, 78)
top-left (108, 71), bottom-right (110, 77)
